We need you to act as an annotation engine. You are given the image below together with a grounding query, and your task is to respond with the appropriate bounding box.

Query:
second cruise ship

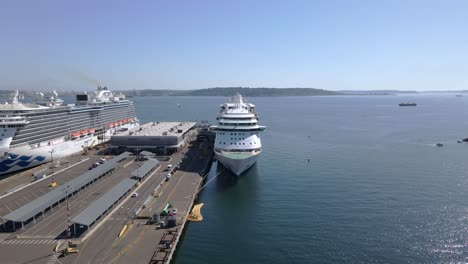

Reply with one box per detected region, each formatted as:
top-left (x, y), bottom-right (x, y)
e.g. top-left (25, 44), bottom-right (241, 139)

top-left (210, 94), bottom-right (265, 175)
top-left (0, 86), bottom-right (139, 175)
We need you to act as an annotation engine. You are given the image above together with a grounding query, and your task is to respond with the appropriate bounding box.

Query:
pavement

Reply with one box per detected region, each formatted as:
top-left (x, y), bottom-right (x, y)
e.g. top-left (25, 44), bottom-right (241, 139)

top-left (63, 139), bottom-right (212, 264)
top-left (0, 150), bottom-right (103, 196)
top-left (0, 155), bottom-right (107, 225)
top-left (0, 138), bottom-right (213, 264)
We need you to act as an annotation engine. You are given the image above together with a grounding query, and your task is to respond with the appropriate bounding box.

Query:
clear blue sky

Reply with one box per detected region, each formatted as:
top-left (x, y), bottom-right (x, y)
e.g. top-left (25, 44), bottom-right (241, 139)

top-left (0, 0), bottom-right (467, 91)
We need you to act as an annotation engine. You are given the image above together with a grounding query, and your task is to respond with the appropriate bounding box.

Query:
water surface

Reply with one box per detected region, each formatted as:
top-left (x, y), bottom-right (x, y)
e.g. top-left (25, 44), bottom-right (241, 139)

top-left (134, 94), bottom-right (468, 263)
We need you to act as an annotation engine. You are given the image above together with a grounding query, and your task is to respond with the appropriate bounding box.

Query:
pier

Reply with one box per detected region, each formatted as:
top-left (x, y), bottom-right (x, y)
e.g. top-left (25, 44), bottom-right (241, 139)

top-left (0, 123), bottom-right (214, 264)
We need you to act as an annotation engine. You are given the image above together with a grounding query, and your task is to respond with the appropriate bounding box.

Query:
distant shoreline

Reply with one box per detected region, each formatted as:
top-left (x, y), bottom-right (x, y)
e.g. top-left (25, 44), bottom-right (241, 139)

top-left (1, 87), bottom-right (466, 98)
top-left (120, 87), bottom-right (342, 97)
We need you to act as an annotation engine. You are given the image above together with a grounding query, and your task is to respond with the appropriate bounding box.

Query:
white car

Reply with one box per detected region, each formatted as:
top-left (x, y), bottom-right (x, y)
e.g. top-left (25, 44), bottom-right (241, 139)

top-left (131, 192), bottom-right (138, 198)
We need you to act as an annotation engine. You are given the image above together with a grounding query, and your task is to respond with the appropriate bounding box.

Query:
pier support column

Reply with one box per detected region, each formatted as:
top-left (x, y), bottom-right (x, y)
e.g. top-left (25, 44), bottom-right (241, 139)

top-left (21, 222), bottom-right (24, 230)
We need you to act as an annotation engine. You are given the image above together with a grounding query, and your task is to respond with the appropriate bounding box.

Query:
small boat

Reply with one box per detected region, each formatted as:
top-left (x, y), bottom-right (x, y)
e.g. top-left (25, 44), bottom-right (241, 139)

top-left (436, 143), bottom-right (444, 147)
top-left (399, 103), bottom-right (417, 106)
top-left (71, 132), bottom-right (80, 139)
top-left (80, 130), bottom-right (87, 136)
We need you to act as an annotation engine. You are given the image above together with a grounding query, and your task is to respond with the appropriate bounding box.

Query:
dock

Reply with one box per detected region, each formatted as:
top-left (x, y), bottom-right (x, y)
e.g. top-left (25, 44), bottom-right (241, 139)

top-left (0, 123), bottom-right (214, 264)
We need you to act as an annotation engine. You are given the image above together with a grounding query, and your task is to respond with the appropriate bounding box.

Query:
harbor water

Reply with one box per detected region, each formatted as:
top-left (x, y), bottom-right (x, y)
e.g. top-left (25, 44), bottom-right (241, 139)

top-left (134, 95), bottom-right (468, 264)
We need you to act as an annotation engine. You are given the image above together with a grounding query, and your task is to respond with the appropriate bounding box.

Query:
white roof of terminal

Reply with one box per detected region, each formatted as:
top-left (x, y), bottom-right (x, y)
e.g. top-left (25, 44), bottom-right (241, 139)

top-left (113, 122), bottom-right (196, 137)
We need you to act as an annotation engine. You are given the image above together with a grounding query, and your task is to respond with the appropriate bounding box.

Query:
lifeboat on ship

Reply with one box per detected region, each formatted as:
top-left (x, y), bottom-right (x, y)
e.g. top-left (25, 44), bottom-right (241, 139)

top-left (71, 132), bottom-right (80, 139)
top-left (80, 130), bottom-right (87, 137)
top-left (89, 128), bottom-right (95, 134)
top-left (113, 122), bottom-right (118, 127)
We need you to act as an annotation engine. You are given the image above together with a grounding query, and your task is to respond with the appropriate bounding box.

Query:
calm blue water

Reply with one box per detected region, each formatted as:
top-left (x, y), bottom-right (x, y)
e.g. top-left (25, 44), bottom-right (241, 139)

top-left (133, 95), bottom-right (468, 264)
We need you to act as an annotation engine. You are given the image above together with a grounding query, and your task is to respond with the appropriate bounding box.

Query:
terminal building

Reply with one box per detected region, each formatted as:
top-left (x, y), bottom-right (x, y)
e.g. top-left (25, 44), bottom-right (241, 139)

top-left (109, 122), bottom-right (197, 155)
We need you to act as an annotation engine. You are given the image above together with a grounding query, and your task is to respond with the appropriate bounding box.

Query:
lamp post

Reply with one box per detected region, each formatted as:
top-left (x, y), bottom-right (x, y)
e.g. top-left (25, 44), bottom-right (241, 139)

top-left (65, 185), bottom-right (71, 239)
top-left (49, 149), bottom-right (55, 172)
top-left (135, 148), bottom-right (140, 161)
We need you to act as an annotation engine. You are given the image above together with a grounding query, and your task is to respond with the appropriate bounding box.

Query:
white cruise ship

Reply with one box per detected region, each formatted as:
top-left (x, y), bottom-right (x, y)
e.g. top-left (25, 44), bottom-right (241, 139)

top-left (0, 86), bottom-right (139, 175)
top-left (210, 94), bottom-right (265, 175)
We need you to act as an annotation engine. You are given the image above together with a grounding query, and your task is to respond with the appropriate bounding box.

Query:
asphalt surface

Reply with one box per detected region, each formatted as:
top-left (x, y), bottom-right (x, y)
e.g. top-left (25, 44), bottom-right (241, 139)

top-left (19, 160), bottom-right (139, 238)
top-left (0, 150), bottom-right (104, 196)
top-left (63, 140), bottom-right (212, 264)
top-left (0, 138), bottom-right (213, 264)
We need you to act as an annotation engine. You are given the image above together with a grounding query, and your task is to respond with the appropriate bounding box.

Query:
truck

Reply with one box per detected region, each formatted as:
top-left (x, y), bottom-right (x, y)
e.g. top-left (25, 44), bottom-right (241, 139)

top-left (60, 242), bottom-right (79, 257)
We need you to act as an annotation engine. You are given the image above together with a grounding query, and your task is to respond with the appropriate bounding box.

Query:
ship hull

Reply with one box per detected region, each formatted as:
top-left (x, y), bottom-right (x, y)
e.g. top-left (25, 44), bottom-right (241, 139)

top-left (215, 150), bottom-right (260, 176)
top-left (0, 123), bottom-right (138, 174)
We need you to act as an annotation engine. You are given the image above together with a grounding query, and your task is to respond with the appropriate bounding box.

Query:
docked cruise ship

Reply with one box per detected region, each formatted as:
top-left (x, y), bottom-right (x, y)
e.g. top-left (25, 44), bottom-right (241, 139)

top-left (0, 86), bottom-right (139, 174)
top-left (210, 94), bottom-right (265, 175)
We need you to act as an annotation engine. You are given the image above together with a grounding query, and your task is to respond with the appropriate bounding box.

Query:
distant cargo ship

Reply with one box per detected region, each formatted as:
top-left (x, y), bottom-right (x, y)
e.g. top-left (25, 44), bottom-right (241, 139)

top-left (399, 103), bottom-right (417, 107)
top-left (0, 86), bottom-right (139, 174)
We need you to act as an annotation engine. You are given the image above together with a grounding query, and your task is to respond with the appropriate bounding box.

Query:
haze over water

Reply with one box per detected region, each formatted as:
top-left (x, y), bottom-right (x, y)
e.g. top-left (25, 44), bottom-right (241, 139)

top-left (134, 95), bottom-right (468, 263)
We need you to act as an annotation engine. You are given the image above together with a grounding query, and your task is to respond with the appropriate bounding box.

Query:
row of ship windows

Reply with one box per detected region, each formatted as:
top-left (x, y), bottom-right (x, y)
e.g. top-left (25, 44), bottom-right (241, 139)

top-left (218, 123), bottom-right (257, 126)
top-left (27, 112), bottom-right (132, 128)
top-left (14, 116), bottom-right (133, 142)
top-left (220, 118), bottom-right (255, 121)
top-left (218, 142), bottom-right (257, 145)
top-left (25, 107), bottom-right (131, 120)
top-left (217, 132), bottom-right (258, 135)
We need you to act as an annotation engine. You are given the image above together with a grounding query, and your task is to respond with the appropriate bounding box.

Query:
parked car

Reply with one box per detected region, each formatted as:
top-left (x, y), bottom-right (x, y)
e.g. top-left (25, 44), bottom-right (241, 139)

top-left (165, 174), bottom-right (171, 181)
top-left (131, 192), bottom-right (138, 198)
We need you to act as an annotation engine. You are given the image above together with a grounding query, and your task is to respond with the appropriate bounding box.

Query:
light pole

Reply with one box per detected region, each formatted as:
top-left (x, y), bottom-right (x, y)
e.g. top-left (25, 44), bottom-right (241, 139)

top-left (65, 185), bottom-right (71, 239)
top-left (49, 149), bottom-right (55, 172)
top-left (135, 148), bottom-right (140, 161)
